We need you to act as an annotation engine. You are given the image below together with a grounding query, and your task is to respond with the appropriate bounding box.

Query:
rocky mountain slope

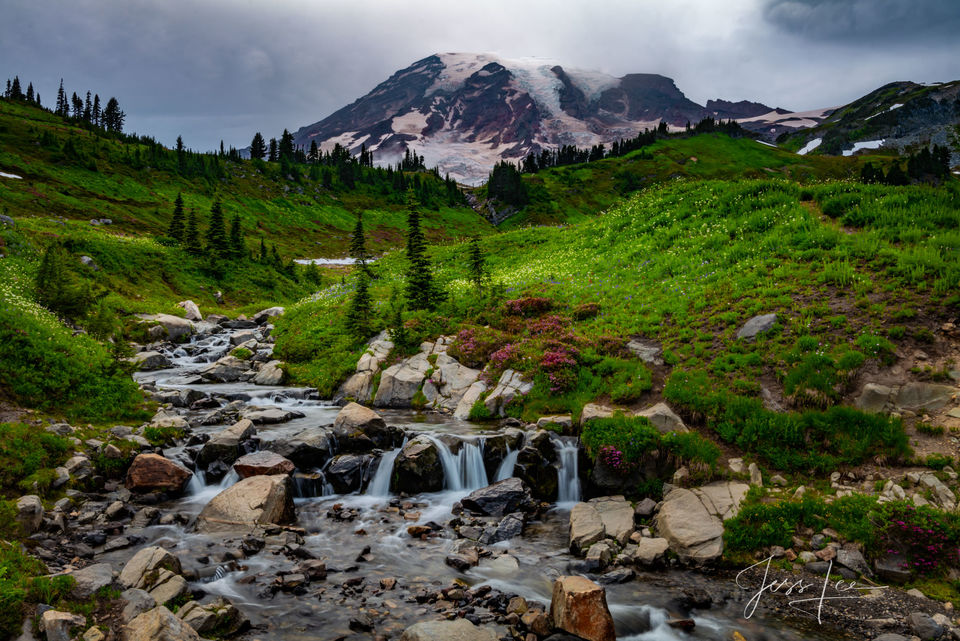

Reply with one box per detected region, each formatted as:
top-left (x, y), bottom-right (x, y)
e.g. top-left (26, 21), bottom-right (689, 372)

top-left (292, 53), bottom-right (773, 184)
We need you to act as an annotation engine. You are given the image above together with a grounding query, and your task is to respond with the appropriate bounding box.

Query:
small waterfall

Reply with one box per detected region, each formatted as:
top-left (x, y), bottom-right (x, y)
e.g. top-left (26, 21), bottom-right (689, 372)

top-left (218, 468), bottom-right (240, 489)
top-left (427, 436), bottom-right (489, 492)
top-left (553, 436), bottom-right (581, 504)
top-left (366, 439), bottom-right (407, 497)
top-left (187, 468), bottom-right (206, 495)
top-left (495, 447), bottom-right (519, 482)
top-left (293, 472), bottom-right (331, 498)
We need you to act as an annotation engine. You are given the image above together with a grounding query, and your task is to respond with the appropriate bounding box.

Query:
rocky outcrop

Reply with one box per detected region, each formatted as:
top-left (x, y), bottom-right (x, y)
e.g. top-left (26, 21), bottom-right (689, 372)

top-left (137, 314), bottom-right (195, 341)
top-left (339, 331), bottom-right (394, 402)
top-left (125, 454), bottom-right (193, 493)
top-left (176, 301), bottom-right (202, 321)
top-left (16, 494), bottom-right (44, 534)
top-left (460, 478), bottom-right (537, 517)
top-left (399, 619), bottom-right (498, 641)
top-left (483, 369), bottom-right (533, 416)
top-left (233, 451), bottom-right (295, 479)
top-left (569, 496), bottom-right (634, 554)
top-left (124, 606), bottom-right (201, 641)
top-left (579, 403), bottom-right (616, 426)
top-left (197, 475), bottom-right (296, 533)
top-left (374, 352), bottom-right (431, 408)
top-left (636, 402), bottom-right (686, 433)
top-left (855, 381), bottom-right (959, 414)
top-left (252, 306), bottom-right (284, 324)
top-left (393, 436), bottom-right (443, 493)
top-left (64, 563), bottom-right (115, 598)
top-left (550, 576), bottom-right (616, 641)
top-left (655, 482), bottom-right (748, 563)
top-left (453, 381), bottom-right (488, 420)
top-left (129, 351), bottom-right (173, 371)
top-left (856, 383), bottom-right (894, 413)
top-left (423, 353), bottom-right (483, 412)
top-left (252, 360), bottom-right (284, 386)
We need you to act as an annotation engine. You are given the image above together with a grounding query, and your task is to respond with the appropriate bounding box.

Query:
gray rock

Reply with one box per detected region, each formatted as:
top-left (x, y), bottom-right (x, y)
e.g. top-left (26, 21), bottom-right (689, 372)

top-left (242, 407), bottom-right (304, 425)
top-left (65, 563), bottom-right (114, 598)
top-left (176, 300), bottom-right (202, 321)
top-left (393, 436), bottom-right (443, 493)
top-left (634, 497), bottom-right (657, 520)
top-left (200, 355), bottom-right (250, 383)
top-left (482, 512), bottom-right (525, 544)
top-left (264, 428), bottom-right (333, 469)
top-left (252, 306), bottom-right (284, 324)
top-left (896, 382), bottom-right (958, 412)
top-left (196, 474), bottom-right (295, 533)
top-left (40, 610), bottom-right (85, 641)
top-left (626, 339), bottom-right (663, 365)
top-left (907, 612), bottom-right (943, 640)
top-left (655, 482), bottom-right (748, 563)
top-left (871, 635), bottom-right (909, 641)
top-left (836, 547), bottom-right (872, 576)
top-left (136, 313), bottom-right (194, 341)
top-left (483, 369), bottom-right (533, 416)
top-left (373, 352), bottom-right (431, 408)
top-left (737, 313), bottom-right (777, 339)
top-left (16, 495), bottom-right (44, 534)
top-left (856, 383), bottom-right (894, 413)
top-left (197, 419), bottom-right (256, 467)
top-left (124, 606), bottom-right (200, 641)
top-left (252, 360), bottom-right (284, 385)
top-left (399, 619), bottom-right (498, 641)
top-left (636, 402), bottom-right (686, 433)
top-left (633, 537), bottom-right (670, 565)
top-left (874, 556), bottom-right (911, 583)
top-left (324, 454), bottom-right (374, 494)
top-left (121, 589), bottom-right (158, 623)
top-left (461, 477), bottom-right (536, 517)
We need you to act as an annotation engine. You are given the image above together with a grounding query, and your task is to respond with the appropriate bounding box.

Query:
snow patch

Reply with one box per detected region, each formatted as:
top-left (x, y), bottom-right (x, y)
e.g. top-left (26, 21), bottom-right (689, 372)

top-left (843, 140), bottom-right (884, 156)
top-left (0, 171), bottom-right (22, 179)
top-left (755, 140), bottom-right (778, 148)
top-left (797, 138), bottom-right (822, 155)
top-left (887, 103), bottom-right (904, 112)
top-left (295, 257), bottom-right (364, 266)
top-left (739, 106), bottom-right (836, 124)
top-left (391, 110), bottom-right (429, 135)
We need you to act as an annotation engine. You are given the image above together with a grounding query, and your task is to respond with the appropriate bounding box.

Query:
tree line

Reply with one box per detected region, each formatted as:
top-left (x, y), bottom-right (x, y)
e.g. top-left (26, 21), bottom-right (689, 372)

top-left (4, 75), bottom-right (125, 134)
top-left (860, 144), bottom-right (953, 186)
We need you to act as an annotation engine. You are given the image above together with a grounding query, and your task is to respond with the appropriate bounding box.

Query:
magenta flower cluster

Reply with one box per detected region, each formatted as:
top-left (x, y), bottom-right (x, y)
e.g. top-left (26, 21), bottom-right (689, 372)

top-left (599, 445), bottom-right (635, 475)
top-left (540, 346), bottom-right (578, 393)
top-left (505, 296), bottom-right (553, 317)
top-left (881, 505), bottom-right (959, 577)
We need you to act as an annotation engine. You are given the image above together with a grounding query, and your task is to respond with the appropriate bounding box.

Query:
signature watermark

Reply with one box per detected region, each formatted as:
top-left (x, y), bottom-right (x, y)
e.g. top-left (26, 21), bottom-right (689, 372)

top-left (736, 556), bottom-right (888, 624)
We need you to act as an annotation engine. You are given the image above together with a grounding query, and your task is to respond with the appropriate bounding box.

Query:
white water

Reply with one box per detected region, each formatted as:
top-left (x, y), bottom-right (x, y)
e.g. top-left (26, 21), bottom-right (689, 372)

top-left (494, 447), bottom-right (519, 481)
top-left (186, 468), bottom-right (239, 504)
top-left (366, 439), bottom-right (407, 497)
top-left (427, 435), bottom-right (488, 492)
top-left (294, 257), bottom-right (378, 266)
top-left (553, 435), bottom-right (581, 505)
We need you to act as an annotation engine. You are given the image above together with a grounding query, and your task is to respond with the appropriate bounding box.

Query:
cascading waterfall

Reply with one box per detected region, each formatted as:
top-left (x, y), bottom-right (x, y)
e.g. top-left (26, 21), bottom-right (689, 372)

top-left (552, 435), bottom-right (581, 504)
top-left (366, 438), bottom-right (408, 497)
top-left (427, 435), bottom-right (488, 492)
top-left (293, 471), bottom-right (331, 498)
top-left (187, 468), bottom-right (207, 495)
top-left (495, 447), bottom-right (520, 482)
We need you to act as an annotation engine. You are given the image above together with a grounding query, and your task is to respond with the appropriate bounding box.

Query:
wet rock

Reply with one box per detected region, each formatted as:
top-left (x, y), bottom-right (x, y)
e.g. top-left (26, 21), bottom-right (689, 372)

top-left (667, 619), bottom-right (695, 632)
top-left (265, 428), bottom-right (333, 468)
top-left (483, 369), bottom-right (533, 416)
top-left (177, 597), bottom-right (247, 637)
top-left (125, 454), bottom-right (192, 494)
top-left (197, 419), bottom-right (256, 467)
top-left (461, 478), bottom-right (537, 517)
top-left (635, 402), bottom-right (687, 433)
top-left (399, 618), bottom-right (498, 641)
top-left (298, 559), bottom-right (327, 581)
top-left (374, 352), bottom-right (431, 408)
top-left (333, 402), bottom-right (390, 450)
top-left (325, 454), bottom-right (374, 494)
top-left (599, 567), bottom-right (635, 584)
top-left (482, 512), bottom-right (525, 544)
top-left (394, 436), bottom-right (443, 494)
top-left (129, 351), bottom-right (173, 371)
top-left (233, 451), bottom-right (295, 479)
top-left (16, 495), bottom-right (44, 534)
top-left (242, 407), bottom-right (303, 425)
top-left (125, 606), bottom-right (201, 641)
top-left (550, 576), bottom-right (616, 641)
top-left (737, 313), bottom-right (777, 340)
top-left (200, 355), bottom-right (250, 383)
top-left (197, 475), bottom-right (295, 533)
top-left (252, 360), bottom-right (284, 386)
top-left (40, 610), bottom-right (86, 641)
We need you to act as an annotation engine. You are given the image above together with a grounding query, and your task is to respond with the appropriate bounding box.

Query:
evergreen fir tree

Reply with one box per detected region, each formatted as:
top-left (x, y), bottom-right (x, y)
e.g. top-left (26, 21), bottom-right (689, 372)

top-left (4, 79), bottom-right (9, 98)
top-left (83, 91), bottom-right (92, 122)
top-left (349, 214), bottom-right (370, 274)
top-left (404, 190), bottom-right (438, 310)
top-left (279, 129), bottom-right (295, 161)
top-left (10, 76), bottom-right (22, 100)
top-left (250, 132), bottom-right (267, 160)
top-left (167, 192), bottom-right (185, 241)
top-left (268, 138), bottom-right (278, 162)
top-left (228, 214), bottom-right (244, 259)
top-left (205, 199), bottom-right (228, 256)
top-left (176, 135), bottom-right (185, 171)
top-left (102, 97), bottom-right (124, 133)
top-left (26, 83), bottom-right (34, 103)
top-left (468, 235), bottom-right (485, 291)
top-left (35, 243), bottom-right (93, 321)
top-left (92, 94), bottom-right (100, 126)
top-left (184, 209), bottom-right (202, 255)
top-left (345, 272), bottom-right (373, 339)
top-left (56, 79), bottom-right (68, 117)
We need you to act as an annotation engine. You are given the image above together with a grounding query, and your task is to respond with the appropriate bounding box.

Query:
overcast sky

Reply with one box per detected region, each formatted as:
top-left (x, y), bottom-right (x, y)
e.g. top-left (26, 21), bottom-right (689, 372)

top-left (3, 0), bottom-right (958, 151)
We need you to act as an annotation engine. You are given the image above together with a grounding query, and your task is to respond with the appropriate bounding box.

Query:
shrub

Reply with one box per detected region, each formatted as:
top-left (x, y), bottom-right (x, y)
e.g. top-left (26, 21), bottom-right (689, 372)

top-left (879, 503), bottom-right (960, 577)
top-left (0, 423), bottom-right (71, 496)
top-left (0, 543), bottom-right (76, 640)
top-left (539, 345), bottom-right (579, 393)
top-left (447, 326), bottom-right (509, 368)
top-left (230, 347), bottom-right (252, 360)
top-left (468, 398), bottom-right (493, 421)
top-left (594, 357), bottom-right (653, 404)
top-left (504, 296), bottom-right (553, 317)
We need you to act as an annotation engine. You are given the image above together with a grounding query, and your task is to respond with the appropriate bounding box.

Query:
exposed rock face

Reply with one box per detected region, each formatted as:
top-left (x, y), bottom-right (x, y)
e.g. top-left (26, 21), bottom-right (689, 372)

top-left (129, 351), bottom-right (173, 371)
top-left (176, 300), bottom-right (202, 321)
top-left (197, 419), bottom-right (256, 467)
top-left (460, 478), bottom-right (537, 517)
top-left (333, 402), bottom-right (391, 449)
top-left (374, 352), bottom-right (431, 408)
top-left (65, 563), bottom-right (115, 598)
top-left (569, 496), bottom-right (635, 553)
top-left (339, 331), bottom-right (394, 402)
top-left (136, 313), bottom-right (194, 341)
top-left (124, 606), bottom-right (201, 641)
top-left (125, 454), bottom-right (193, 493)
top-left (252, 306), bottom-right (285, 324)
top-left (636, 402), bottom-right (686, 433)
top-left (655, 482), bottom-right (748, 563)
top-left (626, 339), bottom-right (663, 365)
top-left (119, 547), bottom-right (184, 604)
top-left (453, 381), bottom-right (488, 420)
top-left (16, 494), bottom-right (44, 534)
top-left (895, 382), bottom-right (957, 412)
top-left (422, 353), bottom-right (483, 412)
top-left (399, 618), bottom-right (498, 641)
top-left (233, 451), bottom-right (296, 479)
top-left (197, 475), bottom-right (296, 533)
top-left (252, 360), bottom-right (284, 386)
top-left (550, 576), bottom-right (616, 641)
top-left (737, 313), bottom-right (777, 339)
top-left (483, 369), bottom-right (533, 416)
top-left (393, 436), bottom-right (443, 493)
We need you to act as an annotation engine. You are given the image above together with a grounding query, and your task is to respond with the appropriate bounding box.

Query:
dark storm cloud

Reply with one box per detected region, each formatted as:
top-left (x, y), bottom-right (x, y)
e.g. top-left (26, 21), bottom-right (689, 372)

top-left (2, 1), bottom-right (957, 151)
top-left (763, 0), bottom-right (960, 42)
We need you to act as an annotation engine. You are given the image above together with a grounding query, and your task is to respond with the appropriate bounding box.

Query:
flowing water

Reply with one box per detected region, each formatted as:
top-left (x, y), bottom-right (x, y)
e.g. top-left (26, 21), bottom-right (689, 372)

top-left (124, 325), bottom-right (847, 641)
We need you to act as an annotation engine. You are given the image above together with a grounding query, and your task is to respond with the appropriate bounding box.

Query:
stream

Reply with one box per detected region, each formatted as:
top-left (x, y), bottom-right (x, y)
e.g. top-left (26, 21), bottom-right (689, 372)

top-left (124, 322), bottom-right (846, 641)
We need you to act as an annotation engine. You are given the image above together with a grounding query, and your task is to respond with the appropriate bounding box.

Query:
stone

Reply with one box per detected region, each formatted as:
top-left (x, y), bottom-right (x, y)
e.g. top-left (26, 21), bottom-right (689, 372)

top-left (40, 610), bottom-right (86, 641)
top-left (199, 355), bottom-right (250, 383)
top-left (483, 369), bottom-right (534, 416)
top-left (176, 301), bottom-right (202, 321)
top-left (626, 339), bottom-right (663, 365)
top-left (636, 402), bottom-right (687, 433)
top-left (871, 635), bottom-right (909, 641)
top-left (586, 541), bottom-right (613, 568)
top-left (229, 330), bottom-right (257, 346)
top-left (655, 482), bottom-right (747, 563)
top-left (483, 512), bottom-right (525, 544)
top-left (324, 454), bottom-right (373, 494)
top-left (579, 403), bottom-right (616, 426)
top-left (16, 494), bottom-right (44, 534)
top-left (737, 313), bottom-right (777, 339)
top-left (197, 474), bottom-right (295, 532)
top-left (177, 597), bottom-right (247, 637)
top-left (591, 496), bottom-right (635, 544)
top-left (333, 402), bottom-right (390, 448)
top-left (856, 383), bottom-right (894, 413)
top-left (537, 415), bottom-right (573, 431)
top-left (399, 618), bottom-right (498, 641)
top-left (252, 360), bottom-right (284, 385)
top-left (197, 419), bottom-right (256, 467)
top-left (896, 382), bottom-right (958, 412)
top-left (252, 306), bottom-right (284, 324)
top-left (634, 497), bottom-right (657, 519)
top-left (770, 474), bottom-right (788, 487)
top-left (424, 353), bottom-right (483, 412)
top-left (918, 472), bottom-right (956, 510)
top-left (634, 537), bottom-right (670, 565)
top-left (874, 556), bottom-right (911, 583)
top-left (393, 436), bottom-right (443, 493)
top-left (125, 454), bottom-right (192, 493)
top-left (147, 569), bottom-right (188, 605)
top-left (83, 627), bottom-right (106, 641)
top-left (65, 563), bottom-right (114, 598)
top-left (569, 503), bottom-right (605, 555)
top-left (265, 428), bottom-right (333, 468)
top-left (129, 351), bottom-right (173, 371)
top-left (461, 477), bottom-right (537, 517)
top-left (453, 381), bottom-right (488, 420)
top-left (124, 606), bottom-right (201, 641)
top-left (119, 546), bottom-right (182, 590)
top-left (907, 612), bottom-right (944, 640)
top-left (836, 548), bottom-right (872, 576)
top-left (121, 589), bottom-right (157, 623)
top-left (749, 463), bottom-right (762, 487)
top-left (339, 331), bottom-right (394, 402)
top-left (550, 576), bottom-right (616, 641)
top-left (233, 451), bottom-right (295, 478)
top-left (242, 407), bottom-right (303, 425)
top-left (136, 313), bottom-right (195, 341)
top-left (373, 352), bottom-right (431, 408)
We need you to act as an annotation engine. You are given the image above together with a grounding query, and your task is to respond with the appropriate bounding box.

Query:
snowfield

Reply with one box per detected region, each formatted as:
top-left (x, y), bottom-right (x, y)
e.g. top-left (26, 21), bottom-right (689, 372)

top-left (843, 140), bottom-right (884, 156)
top-left (797, 138), bottom-right (822, 155)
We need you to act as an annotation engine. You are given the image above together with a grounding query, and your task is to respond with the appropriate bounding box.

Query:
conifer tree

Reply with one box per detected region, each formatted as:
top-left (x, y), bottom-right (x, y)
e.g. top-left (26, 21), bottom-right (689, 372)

top-left (56, 79), bottom-right (68, 117)
top-left (404, 190), bottom-right (438, 310)
top-left (72, 92), bottom-right (83, 119)
top-left (345, 272), bottom-right (373, 339)
top-left (250, 132), bottom-right (267, 160)
top-left (10, 76), bottom-right (22, 101)
top-left (308, 140), bottom-right (319, 164)
top-left (176, 135), bottom-right (185, 171)
top-left (349, 213), bottom-right (370, 274)
top-left (268, 138), bottom-right (278, 162)
top-left (184, 209), bottom-right (202, 255)
top-left (468, 235), bottom-right (485, 291)
top-left (228, 214), bottom-right (244, 259)
top-left (167, 192), bottom-right (185, 241)
top-left (4, 79), bottom-right (9, 98)
top-left (205, 199), bottom-right (228, 256)
top-left (35, 243), bottom-right (93, 321)
top-left (279, 129), bottom-right (295, 161)
top-left (92, 94), bottom-right (100, 126)
top-left (102, 97), bottom-right (124, 133)
top-left (83, 91), bottom-right (92, 122)
top-left (26, 83), bottom-right (34, 103)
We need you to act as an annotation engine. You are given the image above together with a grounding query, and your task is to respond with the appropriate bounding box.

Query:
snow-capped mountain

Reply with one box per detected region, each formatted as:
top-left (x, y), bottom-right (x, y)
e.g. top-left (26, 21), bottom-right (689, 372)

top-left (292, 53), bottom-right (774, 184)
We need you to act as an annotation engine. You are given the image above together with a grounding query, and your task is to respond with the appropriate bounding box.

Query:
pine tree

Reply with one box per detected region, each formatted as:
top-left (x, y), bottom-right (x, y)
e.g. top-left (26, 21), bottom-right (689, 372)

top-left (92, 94), bottom-right (100, 126)
top-left (228, 214), bottom-right (244, 259)
top-left (102, 97), bottom-right (125, 133)
top-left (250, 132), bottom-right (267, 160)
top-left (176, 135), bottom-right (185, 171)
top-left (345, 272), bottom-right (373, 339)
top-left (468, 235), bottom-right (485, 291)
top-left (71, 92), bottom-right (83, 119)
top-left (404, 190), bottom-right (438, 310)
top-left (10, 76), bottom-right (22, 100)
top-left (4, 79), bottom-right (9, 98)
top-left (26, 83), bottom-right (34, 103)
top-left (268, 138), bottom-right (278, 162)
top-left (55, 79), bottom-right (68, 117)
top-left (83, 91), bottom-right (92, 122)
top-left (184, 209), bottom-right (203, 255)
top-left (167, 192), bottom-right (185, 241)
top-left (205, 199), bottom-right (228, 256)
top-left (308, 140), bottom-right (319, 164)
top-left (349, 214), bottom-right (370, 274)
top-left (35, 243), bottom-right (93, 321)
top-left (279, 129), bottom-right (295, 161)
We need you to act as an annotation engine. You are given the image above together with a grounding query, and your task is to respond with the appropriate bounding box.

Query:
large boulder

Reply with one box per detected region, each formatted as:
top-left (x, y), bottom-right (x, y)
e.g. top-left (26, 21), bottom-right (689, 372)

top-left (339, 331), bottom-right (394, 402)
top-left (399, 619), bottom-right (498, 641)
top-left (197, 474), bottom-right (295, 533)
top-left (569, 503), bottom-right (605, 555)
top-left (737, 313), bottom-right (777, 340)
top-left (64, 563), bottom-right (115, 598)
top-left (895, 382), bottom-right (958, 412)
top-left (856, 383), bottom-right (894, 413)
top-left (129, 351), bottom-right (173, 372)
top-left (119, 547), bottom-right (182, 591)
top-left (568, 496), bottom-right (634, 553)
top-left (252, 360), bottom-right (284, 386)
top-left (636, 402), bottom-right (686, 433)
top-left (40, 611), bottom-right (86, 641)
top-left (626, 338), bottom-right (663, 365)
top-left (422, 353), bottom-right (483, 412)
top-left (15, 494), bottom-right (44, 534)
top-left (324, 454), bottom-right (374, 494)
top-left (233, 451), bottom-right (295, 479)
top-left (263, 428), bottom-right (333, 469)
top-left (514, 446), bottom-right (560, 501)
top-left (460, 478), bottom-right (537, 517)
top-left (453, 381), bottom-right (488, 420)
top-left (125, 454), bottom-right (192, 493)
top-left (197, 419), bottom-right (256, 467)
top-left (176, 598), bottom-right (247, 637)
top-left (579, 403), bottom-right (616, 426)
top-left (176, 301), bottom-right (202, 321)
top-left (656, 482), bottom-right (748, 563)
top-left (333, 402), bottom-right (390, 449)
top-left (483, 369), bottom-right (533, 416)
top-left (252, 306), bottom-right (284, 325)
top-left (550, 576), bottom-right (616, 641)
top-left (199, 355), bottom-right (250, 383)
top-left (393, 436), bottom-right (443, 493)
top-left (137, 314), bottom-right (194, 341)
top-left (373, 352), bottom-right (431, 408)
top-left (124, 606), bottom-right (201, 641)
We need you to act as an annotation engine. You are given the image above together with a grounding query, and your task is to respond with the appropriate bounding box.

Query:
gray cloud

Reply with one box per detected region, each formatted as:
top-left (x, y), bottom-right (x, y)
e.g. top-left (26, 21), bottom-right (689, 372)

top-left (2, 0), bottom-right (957, 151)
